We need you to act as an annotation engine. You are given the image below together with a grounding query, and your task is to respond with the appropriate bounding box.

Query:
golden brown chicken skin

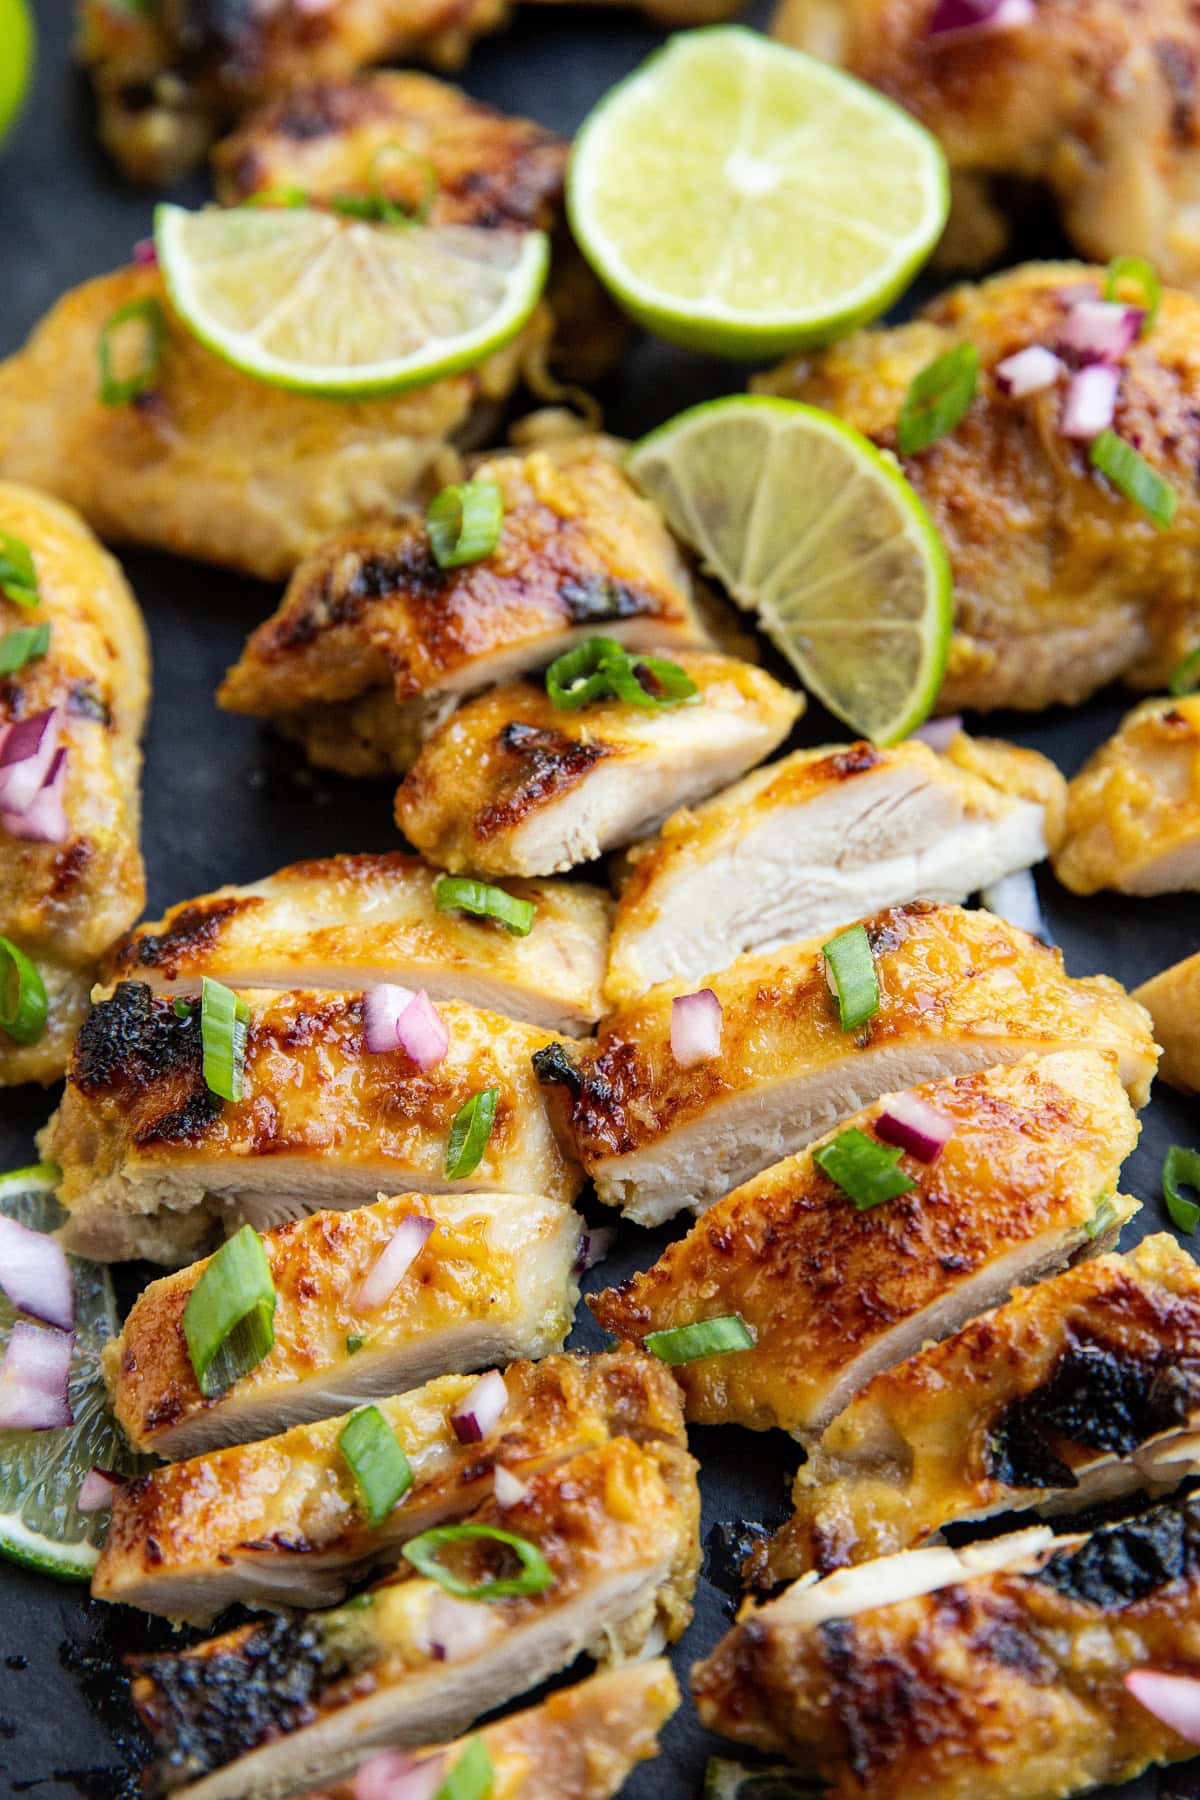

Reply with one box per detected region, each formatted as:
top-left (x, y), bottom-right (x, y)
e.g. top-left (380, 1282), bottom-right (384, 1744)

top-left (1134, 949), bottom-right (1200, 1092)
top-left (1053, 695), bottom-right (1200, 894)
top-left (758, 263), bottom-right (1200, 712)
top-left (0, 483), bottom-right (149, 1085)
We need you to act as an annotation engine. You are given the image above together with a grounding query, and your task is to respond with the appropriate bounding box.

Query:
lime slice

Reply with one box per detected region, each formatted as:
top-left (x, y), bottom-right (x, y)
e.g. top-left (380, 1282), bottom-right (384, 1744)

top-left (0, 1164), bottom-right (141, 1581)
top-left (704, 1758), bottom-right (819, 1799)
top-left (0, 0), bottom-right (33, 144)
top-left (568, 26), bottom-right (948, 359)
top-left (627, 396), bottom-right (952, 744)
top-left (155, 202), bottom-right (551, 397)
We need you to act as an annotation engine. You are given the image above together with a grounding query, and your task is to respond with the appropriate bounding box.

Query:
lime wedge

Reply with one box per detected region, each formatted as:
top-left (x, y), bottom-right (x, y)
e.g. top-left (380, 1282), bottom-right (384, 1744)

top-left (0, 1164), bottom-right (141, 1581)
top-left (568, 26), bottom-right (947, 358)
top-left (155, 202), bottom-right (551, 397)
top-left (0, 0), bottom-right (33, 144)
top-left (627, 396), bottom-right (952, 744)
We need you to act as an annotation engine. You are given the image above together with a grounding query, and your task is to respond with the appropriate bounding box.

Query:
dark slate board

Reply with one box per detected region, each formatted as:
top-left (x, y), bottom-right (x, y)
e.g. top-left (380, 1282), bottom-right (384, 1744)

top-left (1, 3), bottom-right (1198, 1796)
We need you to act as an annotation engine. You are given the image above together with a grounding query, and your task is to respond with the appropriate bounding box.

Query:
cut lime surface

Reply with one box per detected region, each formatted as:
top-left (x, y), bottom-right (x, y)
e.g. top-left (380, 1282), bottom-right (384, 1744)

top-left (627, 396), bottom-right (952, 744)
top-left (155, 202), bottom-right (551, 397)
top-left (0, 0), bottom-right (32, 145)
top-left (568, 26), bottom-right (948, 358)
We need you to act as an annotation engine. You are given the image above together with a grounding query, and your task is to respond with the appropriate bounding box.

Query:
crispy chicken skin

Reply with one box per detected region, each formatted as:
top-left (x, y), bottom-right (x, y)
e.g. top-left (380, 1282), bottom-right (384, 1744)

top-left (95, 1348), bottom-right (686, 1621)
top-left (758, 263), bottom-right (1200, 712)
top-left (753, 1234), bottom-right (1200, 1585)
top-left (1134, 949), bottom-right (1200, 1092)
top-left (0, 484), bottom-right (149, 1085)
top-left (694, 1497), bottom-right (1200, 1799)
top-left (591, 1050), bottom-right (1140, 1436)
top-left (537, 902), bottom-right (1157, 1226)
top-left (605, 733), bottom-right (1064, 1003)
top-left (105, 1190), bottom-right (582, 1458)
top-left (130, 1437), bottom-right (701, 1800)
top-left (41, 981), bottom-right (580, 1265)
top-left (219, 439), bottom-right (710, 776)
top-left (395, 653), bottom-right (802, 877)
top-left (108, 851), bottom-right (610, 1037)
top-left (1053, 695), bottom-right (1200, 895)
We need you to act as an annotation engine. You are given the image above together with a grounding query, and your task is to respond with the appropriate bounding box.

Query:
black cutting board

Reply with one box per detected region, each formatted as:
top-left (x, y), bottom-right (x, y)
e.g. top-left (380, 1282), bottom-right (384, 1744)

top-left (2, 3), bottom-right (1198, 1795)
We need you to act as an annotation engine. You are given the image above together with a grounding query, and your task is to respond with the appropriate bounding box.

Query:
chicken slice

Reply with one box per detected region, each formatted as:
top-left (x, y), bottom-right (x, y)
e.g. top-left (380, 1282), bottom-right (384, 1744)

top-left (218, 439), bottom-right (711, 776)
top-left (536, 902), bottom-right (1156, 1226)
top-left (757, 263), bottom-right (1200, 712)
top-left (104, 1190), bottom-right (582, 1458)
top-left (130, 1437), bottom-right (700, 1800)
top-left (694, 1495), bottom-right (1200, 1799)
top-left (605, 732), bottom-right (1064, 1003)
top-left (0, 483), bottom-right (149, 1085)
top-left (108, 852), bottom-right (609, 1037)
top-left (1134, 949), bottom-right (1200, 1092)
top-left (592, 1049), bottom-right (1140, 1436)
top-left (94, 1347), bottom-right (684, 1620)
top-left (40, 981), bottom-right (579, 1266)
top-left (297, 1661), bottom-right (680, 1800)
top-left (1053, 695), bottom-right (1200, 894)
top-left (394, 653), bottom-right (802, 877)
top-left (752, 1233), bottom-right (1200, 1585)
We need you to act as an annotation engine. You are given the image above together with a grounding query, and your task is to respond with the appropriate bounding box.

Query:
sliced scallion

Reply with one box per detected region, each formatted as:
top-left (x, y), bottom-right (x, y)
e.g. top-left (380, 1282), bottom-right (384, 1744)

top-left (1083, 1195), bottom-right (1117, 1240)
top-left (371, 144), bottom-right (437, 225)
top-left (97, 296), bottom-right (165, 407)
top-left (434, 875), bottom-right (535, 936)
top-left (645, 1315), bottom-right (755, 1365)
top-left (200, 976), bottom-right (250, 1102)
top-left (1089, 429), bottom-right (1177, 530)
top-left (427, 480), bottom-right (504, 570)
top-left (1164, 1146), bottom-right (1200, 1234)
top-left (0, 532), bottom-right (40, 609)
top-left (814, 1127), bottom-right (916, 1210)
top-left (346, 1334), bottom-right (366, 1355)
top-left (822, 925), bottom-right (880, 1032)
top-left (246, 186), bottom-right (310, 209)
top-left (436, 1737), bottom-right (493, 1800)
top-left (1104, 256), bottom-right (1161, 333)
top-left (544, 636), bottom-right (698, 711)
top-left (182, 1224), bottom-right (277, 1397)
top-left (0, 622), bottom-right (51, 675)
top-left (446, 1086), bottom-right (499, 1179)
top-left (1168, 647), bottom-right (1200, 696)
top-left (0, 938), bottom-right (47, 1044)
top-left (339, 1405), bottom-right (413, 1526)
top-left (402, 1521), bottom-right (555, 1600)
top-left (897, 343), bottom-right (978, 455)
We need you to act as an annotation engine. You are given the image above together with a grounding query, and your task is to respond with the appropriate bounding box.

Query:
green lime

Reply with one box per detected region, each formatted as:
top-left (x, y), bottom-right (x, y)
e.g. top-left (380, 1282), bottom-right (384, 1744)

top-left (567, 26), bottom-right (948, 359)
top-left (0, 0), bottom-right (33, 144)
top-left (627, 396), bottom-right (952, 744)
top-left (155, 201), bottom-right (550, 397)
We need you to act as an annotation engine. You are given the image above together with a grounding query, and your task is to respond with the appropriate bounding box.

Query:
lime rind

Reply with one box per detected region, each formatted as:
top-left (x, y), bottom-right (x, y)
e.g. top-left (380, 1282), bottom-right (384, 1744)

top-left (0, 0), bottom-right (34, 146)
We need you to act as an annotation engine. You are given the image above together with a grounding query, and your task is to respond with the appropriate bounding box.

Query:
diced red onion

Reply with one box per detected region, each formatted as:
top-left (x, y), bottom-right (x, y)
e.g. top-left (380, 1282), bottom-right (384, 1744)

top-left (994, 346), bottom-right (1064, 398)
top-left (78, 1466), bottom-right (123, 1513)
top-left (362, 984), bottom-right (415, 1054)
top-left (875, 1092), bottom-right (956, 1162)
top-left (0, 1216), bottom-right (74, 1330)
top-left (1124, 1669), bottom-right (1200, 1744)
top-left (395, 990), bottom-right (449, 1070)
top-left (576, 1226), bottom-right (617, 1274)
top-left (2, 747), bottom-right (69, 844)
top-left (911, 714), bottom-right (962, 751)
top-left (670, 988), bottom-right (722, 1067)
top-left (493, 1464), bottom-right (530, 1508)
top-left (449, 1368), bottom-right (508, 1445)
top-left (927, 0), bottom-right (1034, 43)
top-left (1060, 299), bottom-right (1144, 366)
top-left (980, 870), bottom-right (1048, 941)
top-left (0, 707), bottom-right (61, 816)
top-left (0, 1321), bottom-right (74, 1430)
top-left (132, 237), bottom-right (158, 268)
top-left (421, 1592), bottom-right (495, 1663)
top-left (1060, 365), bottom-right (1119, 439)
top-left (355, 1750), bottom-right (447, 1800)
top-left (353, 1214), bottom-right (435, 1312)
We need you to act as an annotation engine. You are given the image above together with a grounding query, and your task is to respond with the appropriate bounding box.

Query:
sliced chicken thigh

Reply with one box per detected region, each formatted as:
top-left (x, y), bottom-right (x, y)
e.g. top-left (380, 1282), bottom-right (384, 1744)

top-left (1053, 694), bottom-right (1200, 894)
top-left (1134, 949), bottom-right (1200, 1092)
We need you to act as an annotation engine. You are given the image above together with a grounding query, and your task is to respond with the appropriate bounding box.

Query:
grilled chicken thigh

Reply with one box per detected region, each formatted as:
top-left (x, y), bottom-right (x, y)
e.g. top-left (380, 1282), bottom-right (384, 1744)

top-left (1053, 695), bottom-right (1200, 894)
top-left (395, 654), bottom-right (802, 877)
top-left (694, 1496), bottom-right (1200, 1799)
top-left (0, 484), bottom-right (149, 1085)
top-left (109, 852), bottom-right (610, 1036)
top-left (605, 733), bottom-right (1064, 1003)
top-left (592, 1050), bottom-right (1140, 1436)
top-left (219, 440), bottom-right (710, 774)
top-left (538, 902), bottom-right (1156, 1226)
top-left (753, 1234), bottom-right (1200, 1585)
top-left (131, 1437), bottom-right (701, 1800)
top-left (1134, 950), bottom-right (1200, 1092)
top-left (758, 263), bottom-right (1200, 711)
top-left (42, 981), bottom-right (579, 1265)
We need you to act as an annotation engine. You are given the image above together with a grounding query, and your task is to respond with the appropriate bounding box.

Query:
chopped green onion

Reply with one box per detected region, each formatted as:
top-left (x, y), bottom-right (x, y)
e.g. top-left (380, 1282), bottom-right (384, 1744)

top-left (1104, 256), bottom-right (1161, 333)
top-left (171, 997), bottom-right (195, 1019)
top-left (1089, 429), bottom-right (1177, 530)
top-left (371, 145), bottom-right (437, 225)
top-left (1164, 1146), bottom-right (1200, 1234)
top-left (0, 938), bottom-right (47, 1045)
top-left (544, 636), bottom-right (699, 711)
top-left (435, 1737), bottom-right (493, 1800)
top-left (814, 1127), bottom-right (916, 1210)
top-left (1083, 1195), bottom-right (1117, 1240)
top-left (427, 481), bottom-right (504, 569)
top-left (0, 622), bottom-right (50, 675)
top-left (245, 186), bottom-right (310, 208)
top-left (434, 875), bottom-right (535, 936)
top-left (822, 924), bottom-right (880, 1032)
top-left (645, 1315), bottom-right (756, 1365)
top-left (97, 297), bottom-right (165, 406)
top-left (346, 1334), bottom-right (366, 1355)
top-left (1169, 647), bottom-right (1200, 696)
top-left (182, 1224), bottom-right (277, 1397)
top-left (338, 1405), bottom-right (413, 1526)
top-left (446, 1087), bottom-right (499, 1178)
top-left (897, 343), bottom-right (978, 455)
top-left (402, 1522), bottom-right (555, 1601)
top-left (200, 976), bottom-right (250, 1102)
top-left (0, 532), bottom-right (40, 609)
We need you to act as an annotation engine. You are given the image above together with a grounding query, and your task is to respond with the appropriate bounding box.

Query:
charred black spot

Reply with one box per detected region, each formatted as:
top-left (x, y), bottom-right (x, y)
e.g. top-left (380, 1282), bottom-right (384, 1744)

top-left (275, 539), bottom-right (443, 651)
top-left (705, 1520), bottom-right (770, 1601)
top-left (531, 1041), bottom-right (583, 1097)
top-left (117, 82), bottom-right (156, 114)
top-left (67, 681), bottom-right (112, 726)
top-left (558, 576), bottom-right (655, 624)
top-left (123, 899), bottom-right (243, 978)
top-left (1035, 1492), bottom-right (1200, 1608)
top-left (971, 1617), bottom-right (1055, 1682)
top-left (73, 982), bottom-right (221, 1140)
top-left (820, 1617), bottom-right (943, 1780)
top-left (829, 745), bottom-right (881, 777)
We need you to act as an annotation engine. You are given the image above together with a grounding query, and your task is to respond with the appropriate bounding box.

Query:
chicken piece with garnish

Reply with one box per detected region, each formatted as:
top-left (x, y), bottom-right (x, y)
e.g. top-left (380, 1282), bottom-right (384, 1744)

top-left (1053, 694), bottom-right (1200, 894)
top-left (94, 1347), bottom-right (685, 1620)
top-left (395, 652), bottom-right (802, 878)
top-left (536, 902), bottom-right (1156, 1226)
top-left (129, 1437), bottom-right (700, 1800)
top-left (0, 483), bottom-right (149, 1086)
top-left (605, 730), bottom-right (1063, 1003)
top-left (758, 262), bottom-right (1200, 711)
top-left (1134, 949), bottom-right (1200, 1092)
top-left (751, 1233), bottom-right (1200, 1586)
top-left (219, 439), bottom-right (712, 773)
top-left (42, 982), bottom-right (580, 1265)
top-left (694, 1496), bottom-right (1200, 1800)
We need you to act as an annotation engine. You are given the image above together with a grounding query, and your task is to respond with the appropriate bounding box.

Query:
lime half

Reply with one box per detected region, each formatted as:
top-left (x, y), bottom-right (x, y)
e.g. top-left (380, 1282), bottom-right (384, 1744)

top-left (627, 396), bottom-right (952, 743)
top-left (155, 202), bottom-right (551, 397)
top-left (568, 26), bottom-right (948, 358)
top-left (0, 0), bottom-right (33, 144)
top-left (0, 1164), bottom-right (139, 1581)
